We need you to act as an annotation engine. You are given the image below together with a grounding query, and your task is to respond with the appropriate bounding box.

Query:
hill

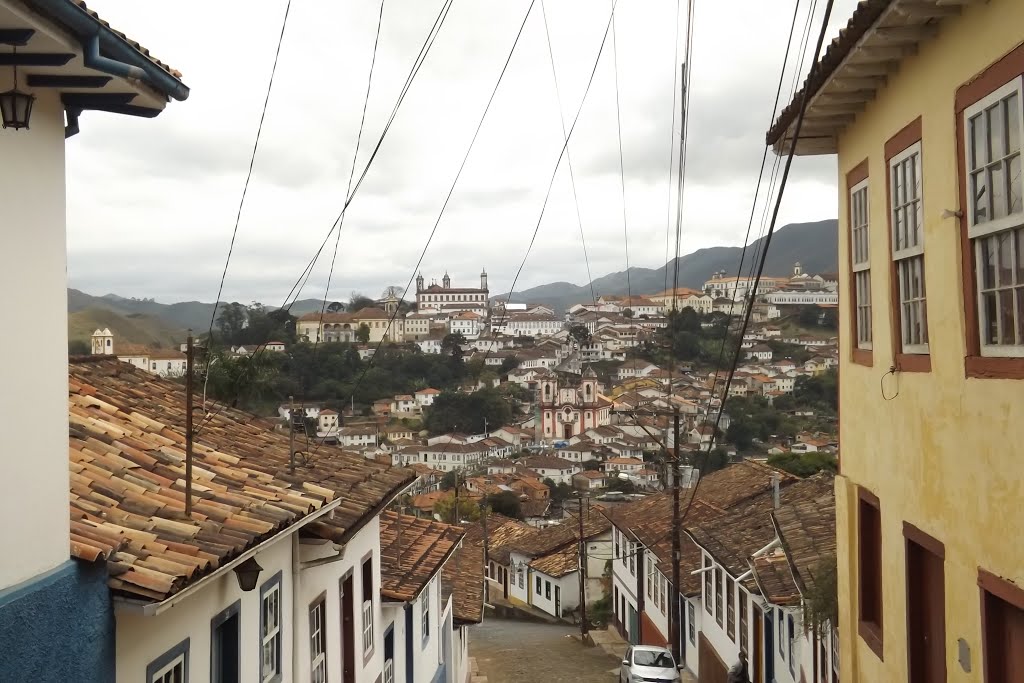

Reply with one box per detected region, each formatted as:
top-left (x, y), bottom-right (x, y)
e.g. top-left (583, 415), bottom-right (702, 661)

top-left (497, 219), bottom-right (838, 313)
top-left (68, 307), bottom-right (186, 349)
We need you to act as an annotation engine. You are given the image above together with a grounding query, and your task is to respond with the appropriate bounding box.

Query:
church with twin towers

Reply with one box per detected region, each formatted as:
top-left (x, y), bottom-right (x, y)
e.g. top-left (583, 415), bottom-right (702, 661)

top-left (414, 268), bottom-right (489, 317)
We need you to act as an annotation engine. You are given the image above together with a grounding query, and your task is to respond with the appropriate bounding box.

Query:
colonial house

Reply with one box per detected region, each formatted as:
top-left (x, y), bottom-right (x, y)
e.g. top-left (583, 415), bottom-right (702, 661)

top-left (418, 443), bottom-right (489, 473)
top-left (515, 456), bottom-right (580, 485)
top-left (90, 331), bottom-right (189, 378)
top-left (297, 307), bottom-right (402, 344)
top-left (572, 470), bottom-right (608, 491)
top-left (491, 312), bottom-right (564, 338)
top-left (67, 358), bottom-right (417, 683)
top-left (415, 270), bottom-right (489, 317)
top-left (415, 387), bottom-right (441, 411)
top-left (317, 409), bottom-right (340, 435)
top-left (340, 425), bottom-right (379, 448)
top-left (448, 311), bottom-right (483, 339)
top-left (2, 2), bottom-right (187, 678)
top-left (537, 368), bottom-right (613, 441)
top-left (746, 344), bottom-right (774, 362)
top-left (390, 394), bottom-right (416, 414)
top-left (602, 457), bottom-right (644, 474)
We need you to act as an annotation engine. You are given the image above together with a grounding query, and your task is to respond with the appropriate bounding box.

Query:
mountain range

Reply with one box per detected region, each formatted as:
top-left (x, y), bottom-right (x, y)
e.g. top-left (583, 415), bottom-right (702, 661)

top-left (67, 218), bottom-right (837, 344)
top-left (497, 219), bottom-right (838, 313)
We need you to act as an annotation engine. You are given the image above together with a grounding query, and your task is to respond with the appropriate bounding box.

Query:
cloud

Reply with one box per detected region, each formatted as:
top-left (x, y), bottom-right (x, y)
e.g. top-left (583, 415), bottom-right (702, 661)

top-left (66, 0), bottom-right (858, 304)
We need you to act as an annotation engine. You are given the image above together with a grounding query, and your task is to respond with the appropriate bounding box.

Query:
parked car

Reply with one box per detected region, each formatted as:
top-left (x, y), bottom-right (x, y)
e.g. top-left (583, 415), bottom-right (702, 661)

top-left (619, 645), bottom-right (680, 683)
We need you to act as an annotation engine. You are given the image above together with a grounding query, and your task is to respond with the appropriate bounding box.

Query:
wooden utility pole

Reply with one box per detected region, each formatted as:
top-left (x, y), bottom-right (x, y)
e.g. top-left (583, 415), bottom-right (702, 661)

top-left (577, 493), bottom-right (589, 639)
top-left (670, 407), bottom-right (681, 662)
top-left (185, 331), bottom-right (194, 517)
top-left (288, 395), bottom-right (296, 474)
top-left (481, 504), bottom-right (490, 603)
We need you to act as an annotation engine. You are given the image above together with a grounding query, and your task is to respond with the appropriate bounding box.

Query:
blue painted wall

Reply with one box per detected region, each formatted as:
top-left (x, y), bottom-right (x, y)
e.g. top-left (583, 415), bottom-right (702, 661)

top-left (0, 560), bottom-right (114, 682)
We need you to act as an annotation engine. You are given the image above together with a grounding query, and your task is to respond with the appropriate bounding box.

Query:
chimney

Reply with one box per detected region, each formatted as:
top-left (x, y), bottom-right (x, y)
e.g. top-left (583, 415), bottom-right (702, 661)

top-left (771, 471), bottom-right (780, 509)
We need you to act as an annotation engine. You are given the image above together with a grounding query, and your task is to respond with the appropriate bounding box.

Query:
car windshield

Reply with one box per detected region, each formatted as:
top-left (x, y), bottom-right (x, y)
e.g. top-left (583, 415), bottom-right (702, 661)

top-left (633, 650), bottom-right (675, 668)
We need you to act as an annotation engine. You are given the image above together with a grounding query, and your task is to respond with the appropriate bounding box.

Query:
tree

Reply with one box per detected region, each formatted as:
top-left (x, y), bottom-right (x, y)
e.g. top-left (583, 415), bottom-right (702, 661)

top-left (793, 370), bottom-right (838, 413)
top-left (693, 448), bottom-right (730, 474)
top-left (485, 491), bottom-right (522, 519)
top-left (434, 493), bottom-right (481, 523)
top-left (797, 305), bottom-right (822, 327)
top-left (349, 292), bottom-right (376, 312)
top-left (441, 471), bottom-right (458, 490)
top-left (216, 302), bottom-right (247, 344)
top-left (606, 475), bottom-right (636, 494)
top-left (381, 285), bottom-right (404, 300)
top-left (622, 308), bottom-right (634, 318)
top-left (543, 478), bottom-right (571, 504)
top-left (424, 388), bottom-right (513, 435)
top-left (499, 355), bottom-right (521, 374)
top-left (441, 332), bottom-right (467, 365)
top-left (327, 301), bottom-right (345, 314)
top-left (69, 339), bottom-right (91, 355)
top-left (356, 323), bottom-right (371, 344)
top-left (568, 324), bottom-right (592, 346)
top-left (767, 451), bottom-right (838, 477)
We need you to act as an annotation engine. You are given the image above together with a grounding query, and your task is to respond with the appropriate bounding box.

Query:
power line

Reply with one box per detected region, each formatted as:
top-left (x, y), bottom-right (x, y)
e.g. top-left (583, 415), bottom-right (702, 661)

top-left (305, 0), bottom-right (541, 458)
top-left (195, 0), bottom-right (455, 437)
top-left (539, 0), bottom-right (597, 308)
top-left (205, 0), bottom-right (293, 349)
top-left (681, 0), bottom-right (837, 527)
top-left (662, 0), bottom-right (682, 300)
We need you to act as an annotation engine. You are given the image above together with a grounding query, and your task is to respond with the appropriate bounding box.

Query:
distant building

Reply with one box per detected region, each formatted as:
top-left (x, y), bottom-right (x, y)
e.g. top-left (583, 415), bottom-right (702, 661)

top-left (415, 269), bottom-right (489, 317)
top-left (537, 367), bottom-right (612, 441)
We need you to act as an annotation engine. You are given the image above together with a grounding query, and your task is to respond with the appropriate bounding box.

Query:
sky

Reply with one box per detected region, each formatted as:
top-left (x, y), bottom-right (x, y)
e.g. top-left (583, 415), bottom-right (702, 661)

top-left (66, 0), bottom-right (857, 305)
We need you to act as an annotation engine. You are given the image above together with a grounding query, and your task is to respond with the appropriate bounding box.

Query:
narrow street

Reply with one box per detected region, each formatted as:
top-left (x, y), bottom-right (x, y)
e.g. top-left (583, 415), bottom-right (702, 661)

top-left (470, 618), bottom-right (620, 682)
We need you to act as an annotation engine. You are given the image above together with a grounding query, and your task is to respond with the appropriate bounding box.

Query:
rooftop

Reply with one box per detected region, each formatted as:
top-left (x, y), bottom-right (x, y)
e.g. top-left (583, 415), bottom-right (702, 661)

top-left (379, 512), bottom-right (464, 602)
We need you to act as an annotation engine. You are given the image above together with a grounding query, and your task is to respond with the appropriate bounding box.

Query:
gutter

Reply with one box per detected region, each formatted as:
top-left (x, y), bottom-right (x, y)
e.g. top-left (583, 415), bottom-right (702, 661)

top-left (113, 497), bottom-right (342, 617)
top-left (27, 0), bottom-right (190, 100)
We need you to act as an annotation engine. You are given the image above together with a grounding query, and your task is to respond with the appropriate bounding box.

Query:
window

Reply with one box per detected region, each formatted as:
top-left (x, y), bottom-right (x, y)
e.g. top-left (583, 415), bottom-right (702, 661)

top-left (688, 602), bottom-right (696, 644)
top-left (832, 627), bottom-right (840, 683)
top-left (726, 576), bottom-right (736, 640)
top-left (660, 575), bottom-right (667, 615)
top-left (629, 543), bottom-right (636, 576)
top-left (147, 639), bottom-right (189, 683)
top-left (310, 597), bottom-right (327, 683)
top-left (421, 581), bottom-right (431, 641)
top-left (889, 141), bottom-right (929, 355)
top-left (715, 567), bottom-right (724, 627)
top-left (536, 576), bottom-right (542, 594)
top-left (850, 176), bottom-right (872, 351)
top-left (545, 580), bottom-right (551, 600)
top-left (779, 608), bottom-right (786, 658)
top-left (964, 78), bottom-right (1024, 356)
top-left (647, 561), bottom-right (654, 598)
top-left (788, 614), bottom-right (796, 677)
top-left (858, 489), bottom-right (883, 659)
top-left (518, 568), bottom-right (524, 589)
top-left (739, 591), bottom-right (748, 652)
top-left (980, 567), bottom-right (1024, 682)
top-left (260, 573), bottom-right (283, 682)
top-left (704, 557), bottom-right (713, 615)
top-left (362, 557), bottom-right (374, 655)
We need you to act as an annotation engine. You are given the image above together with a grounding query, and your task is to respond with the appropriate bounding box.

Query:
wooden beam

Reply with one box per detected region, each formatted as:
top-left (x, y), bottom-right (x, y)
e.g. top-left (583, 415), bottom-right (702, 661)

top-left (852, 44), bottom-right (918, 62)
top-left (872, 24), bottom-right (939, 43)
top-left (27, 74), bottom-right (113, 88)
top-left (0, 29), bottom-right (35, 46)
top-left (0, 52), bottom-right (74, 66)
top-left (838, 61), bottom-right (893, 77)
top-left (831, 76), bottom-right (888, 90)
top-left (815, 89), bottom-right (878, 104)
top-left (894, 2), bottom-right (961, 18)
top-left (810, 101), bottom-right (866, 115)
top-left (62, 92), bottom-right (137, 107)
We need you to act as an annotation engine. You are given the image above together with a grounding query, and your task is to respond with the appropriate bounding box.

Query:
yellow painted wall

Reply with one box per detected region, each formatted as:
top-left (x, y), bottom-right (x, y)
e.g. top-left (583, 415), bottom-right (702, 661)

top-left (833, 1), bottom-right (1024, 681)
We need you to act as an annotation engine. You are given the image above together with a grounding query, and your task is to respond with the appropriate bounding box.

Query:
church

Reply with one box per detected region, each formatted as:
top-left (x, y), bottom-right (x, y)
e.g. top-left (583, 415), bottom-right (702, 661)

top-left (415, 269), bottom-right (489, 317)
top-left (537, 367), bottom-right (612, 441)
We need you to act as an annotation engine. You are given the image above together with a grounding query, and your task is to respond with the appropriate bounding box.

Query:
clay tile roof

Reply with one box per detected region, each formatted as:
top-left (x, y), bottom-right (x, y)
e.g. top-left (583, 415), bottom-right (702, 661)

top-left (752, 551), bottom-right (801, 606)
top-left (298, 311), bottom-right (355, 323)
top-left (529, 545), bottom-right (578, 578)
top-left (519, 456), bottom-right (577, 470)
top-left (68, 358), bottom-right (414, 602)
top-left (772, 472), bottom-right (837, 595)
top-left (441, 536), bottom-right (485, 624)
top-left (378, 512), bottom-right (464, 602)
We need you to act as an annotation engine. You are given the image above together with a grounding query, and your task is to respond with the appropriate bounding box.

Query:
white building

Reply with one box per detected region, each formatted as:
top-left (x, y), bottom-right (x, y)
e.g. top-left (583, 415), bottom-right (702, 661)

top-left (416, 270), bottom-right (489, 317)
top-left (90, 330), bottom-right (189, 378)
top-left (763, 290), bottom-right (839, 306)
top-left (340, 425), bottom-right (379, 448)
top-left (492, 313), bottom-right (564, 338)
top-left (297, 308), bottom-right (402, 344)
top-left (415, 387), bottom-right (441, 411)
top-left (317, 409), bottom-right (339, 435)
top-left (537, 368), bottom-right (613, 441)
top-left (448, 311), bottom-right (483, 339)
top-left (517, 456), bottom-right (581, 485)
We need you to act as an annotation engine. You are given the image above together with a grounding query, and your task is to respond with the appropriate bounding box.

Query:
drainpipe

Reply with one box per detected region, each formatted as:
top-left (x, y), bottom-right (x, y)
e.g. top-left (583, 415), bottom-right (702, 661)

top-left (64, 107), bottom-right (81, 138)
top-left (292, 534), bottom-right (303, 683)
top-left (83, 34), bottom-right (146, 82)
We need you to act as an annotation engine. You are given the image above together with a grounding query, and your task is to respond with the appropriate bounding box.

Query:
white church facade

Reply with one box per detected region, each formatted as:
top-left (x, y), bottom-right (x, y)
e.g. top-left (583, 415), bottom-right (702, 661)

top-left (537, 367), bottom-right (613, 441)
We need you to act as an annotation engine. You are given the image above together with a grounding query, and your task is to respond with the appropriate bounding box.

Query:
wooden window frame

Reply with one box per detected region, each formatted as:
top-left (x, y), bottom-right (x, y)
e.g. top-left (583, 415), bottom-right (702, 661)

top-left (361, 552), bottom-right (375, 663)
top-left (979, 567), bottom-right (1024, 682)
top-left (847, 159), bottom-right (873, 366)
top-left (956, 42), bottom-right (1024, 378)
top-left (857, 487), bottom-right (884, 660)
top-left (704, 555), bottom-right (713, 616)
top-left (885, 118), bottom-right (930, 370)
top-left (309, 593), bottom-right (328, 683)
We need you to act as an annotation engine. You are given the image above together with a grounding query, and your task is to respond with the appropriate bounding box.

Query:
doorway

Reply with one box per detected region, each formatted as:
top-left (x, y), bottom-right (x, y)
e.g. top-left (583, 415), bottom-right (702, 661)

top-left (752, 604), bottom-right (763, 683)
top-left (555, 585), bottom-right (561, 618)
top-left (211, 602), bottom-right (240, 683)
top-left (342, 574), bottom-right (356, 683)
top-left (906, 530), bottom-right (946, 683)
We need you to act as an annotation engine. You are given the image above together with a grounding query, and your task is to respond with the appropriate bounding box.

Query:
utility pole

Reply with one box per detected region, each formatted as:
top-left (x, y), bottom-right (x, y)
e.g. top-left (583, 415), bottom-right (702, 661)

top-left (670, 406), bottom-right (682, 663)
top-left (577, 493), bottom-right (589, 639)
top-left (288, 395), bottom-right (296, 474)
top-left (481, 503), bottom-right (490, 603)
top-left (185, 331), bottom-right (194, 517)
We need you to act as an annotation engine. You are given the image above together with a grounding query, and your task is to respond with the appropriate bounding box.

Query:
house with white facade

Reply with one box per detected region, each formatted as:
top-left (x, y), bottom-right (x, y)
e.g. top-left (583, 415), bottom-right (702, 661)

top-left (415, 387), bottom-right (441, 411)
top-left (602, 457), bottom-right (644, 474)
top-left (340, 425), bottom-right (379, 448)
top-left (415, 270), bottom-right (489, 317)
top-left (492, 312), bottom-right (564, 338)
top-left (516, 455), bottom-right (581, 485)
top-left (746, 344), bottom-right (774, 362)
top-left (1, 3), bottom-right (188, 678)
top-left (317, 409), bottom-right (340, 436)
top-left (448, 311), bottom-right (483, 339)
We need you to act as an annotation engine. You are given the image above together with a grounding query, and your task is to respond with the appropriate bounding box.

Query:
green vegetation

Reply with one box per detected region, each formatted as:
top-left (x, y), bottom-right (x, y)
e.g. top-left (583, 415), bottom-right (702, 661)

top-left (485, 491), bottom-right (522, 519)
top-left (767, 452), bottom-right (838, 477)
top-left (543, 478), bottom-right (573, 503)
top-left (68, 307), bottom-right (185, 349)
top-left (424, 388), bottom-right (514, 435)
top-left (214, 302), bottom-right (296, 347)
top-left (434, 494), bottom-right (481, 524)
top-left (802, 555), bottom-right (839, 638)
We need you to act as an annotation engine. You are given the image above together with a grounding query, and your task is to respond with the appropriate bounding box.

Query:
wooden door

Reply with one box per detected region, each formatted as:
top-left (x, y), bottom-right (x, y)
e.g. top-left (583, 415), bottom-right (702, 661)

top-left (341, 575), bottom-right (355, 683)
top-left (698, 632), bottom-right (728, 683)
top-left (752, 603), bottom-right (764, 683)
top-left (906, 538), bottom-right (946, 683)
top-left (984, 589), bottom-right (1024, 682)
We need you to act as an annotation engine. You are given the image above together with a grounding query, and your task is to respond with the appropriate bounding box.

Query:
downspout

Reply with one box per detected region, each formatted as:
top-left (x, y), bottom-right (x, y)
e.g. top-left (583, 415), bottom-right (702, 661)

top-left (64, 107), bottom-right (80, 138)
top-left (292, 534), bottom-right (303, 683)
top-left (83, 34), bottom-right (146, 82)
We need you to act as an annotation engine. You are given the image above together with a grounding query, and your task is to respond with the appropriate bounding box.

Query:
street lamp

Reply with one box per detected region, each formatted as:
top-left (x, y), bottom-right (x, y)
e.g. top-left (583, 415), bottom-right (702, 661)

top-left (0, 48), bottom-right (34, 130)
top-left (233, 557), bottom-right (263, 592)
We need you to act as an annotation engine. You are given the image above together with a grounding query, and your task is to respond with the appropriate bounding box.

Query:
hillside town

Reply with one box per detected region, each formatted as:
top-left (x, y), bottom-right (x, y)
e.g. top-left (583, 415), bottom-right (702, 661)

top-left (4, 1), bottom-right (1023, 683)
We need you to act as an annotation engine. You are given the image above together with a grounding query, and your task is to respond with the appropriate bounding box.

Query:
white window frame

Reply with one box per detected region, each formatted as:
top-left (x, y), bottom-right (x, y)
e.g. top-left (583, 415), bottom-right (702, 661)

top-left (964, 77), bottom-right (1024, 356)
top-left (688, 601), bottom-right (696, 645)
top-left (310, 598), bottom-right (327, 683)
top-left (890, 142), bottom-right (929, 354)
top-left (421, 581), bottom-right (432, 643)
top-left (850, 178), bottom-right (872, 349)
top-left (261, 579), bottom-right (282, 683)
top-left (362, 599), bottom-right (374, 655)
top-left (383, 659), bottom-right (394, 683)
top-left (150, 650), bottom-right (187, 683)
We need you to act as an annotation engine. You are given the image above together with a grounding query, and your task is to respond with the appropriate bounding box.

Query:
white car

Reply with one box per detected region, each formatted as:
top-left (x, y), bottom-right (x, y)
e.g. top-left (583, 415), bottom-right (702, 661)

top-left (618, 645), bottom-right (681, 683)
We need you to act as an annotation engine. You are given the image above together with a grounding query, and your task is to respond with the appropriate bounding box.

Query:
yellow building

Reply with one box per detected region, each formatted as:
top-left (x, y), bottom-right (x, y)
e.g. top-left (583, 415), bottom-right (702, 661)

top-left (767, 1), bottom-right (1024, 681)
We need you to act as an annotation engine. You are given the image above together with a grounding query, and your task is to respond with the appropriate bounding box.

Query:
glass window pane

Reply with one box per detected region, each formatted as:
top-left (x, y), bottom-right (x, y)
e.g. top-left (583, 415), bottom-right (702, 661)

top-left (1011, 154), bottom-right (1023, 215)
top-left (988, 103), bottom-right (1004, 161)
top-left (999, 231), bottom-right (1014, 286)
top-left (974, 170), bottom-right (989, 224)
top-left (971, 114), bottom-right (986, 169)
top-left (1017, 286), bottom-right (1024, 345)
top-left (1016, 229), bottom-right (1024, 284)
top-left (981, 236), bottom-right (997, 290)
top-left (983, 292), bottom-right (998, 344)
top-left (1008, 93), bottom-right (1020, 154)
top-left (999, 289), bottom-right (1016, 344)
top-left (992, 163), bottom-right (1007, 220)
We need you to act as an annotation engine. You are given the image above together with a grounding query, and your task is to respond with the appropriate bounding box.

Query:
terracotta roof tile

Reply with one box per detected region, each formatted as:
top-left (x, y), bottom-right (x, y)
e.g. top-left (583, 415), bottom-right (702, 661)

top-left (772, 472), bottom-right (836, 595)
top-left (441, 537), bottom-right (485, 624)
top-left (529, 545), bottom-right (578, 578)
top-left (379, 512), bottom-right (463, 602)
top-left (68, 358), bottom-right (415, 602)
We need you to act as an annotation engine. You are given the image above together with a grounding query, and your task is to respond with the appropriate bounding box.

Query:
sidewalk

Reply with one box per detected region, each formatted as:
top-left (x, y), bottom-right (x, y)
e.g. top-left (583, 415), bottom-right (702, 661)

top-left (485, 589), bottom-right (561, 624)
top-left (587, 626), bottom-right (697, 683)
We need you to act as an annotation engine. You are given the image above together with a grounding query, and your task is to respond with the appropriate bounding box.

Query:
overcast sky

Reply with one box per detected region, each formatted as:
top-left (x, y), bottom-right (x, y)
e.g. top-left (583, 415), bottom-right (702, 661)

top-left (66, 0), bottom-right (856, 305)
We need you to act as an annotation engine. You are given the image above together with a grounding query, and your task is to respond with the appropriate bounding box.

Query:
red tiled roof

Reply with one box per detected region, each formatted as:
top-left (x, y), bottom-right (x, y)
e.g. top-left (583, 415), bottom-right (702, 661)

top-left (68, 358), bottom-right (415, 602)
top-left (379, 512), bottom-right (464, 602)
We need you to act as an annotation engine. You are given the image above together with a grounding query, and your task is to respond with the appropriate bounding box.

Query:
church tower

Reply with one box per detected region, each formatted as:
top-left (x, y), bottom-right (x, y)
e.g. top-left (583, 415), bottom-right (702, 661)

top-left (480, 267), bottom-right (488, 292)
top-left (442, 271), bottom-right (451, 289)
top-left (416, 272), bottom-right (424, 293)
top-left (91, 328), bottom-right (114, 355)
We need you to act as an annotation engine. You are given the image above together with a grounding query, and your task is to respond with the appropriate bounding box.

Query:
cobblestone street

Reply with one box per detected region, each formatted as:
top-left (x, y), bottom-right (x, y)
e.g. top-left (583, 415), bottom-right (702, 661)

top-left (470, 618), bottom-right (620, 682)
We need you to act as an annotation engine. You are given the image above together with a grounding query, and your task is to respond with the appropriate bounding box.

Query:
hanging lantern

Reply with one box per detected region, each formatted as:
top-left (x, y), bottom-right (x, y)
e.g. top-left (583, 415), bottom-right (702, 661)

top-left (1, 47), bottom-right (34, 130)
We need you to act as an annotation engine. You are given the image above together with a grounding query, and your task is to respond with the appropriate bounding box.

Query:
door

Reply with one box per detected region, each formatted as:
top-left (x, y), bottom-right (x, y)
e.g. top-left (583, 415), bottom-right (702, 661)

top-left (211, 607), bottom-right (239, 683)
top-left (555, 585), bottom-right (561, 618)
top-left (906, 537), bottom-right (946, 683)
top-left (342, 575), bottom-right (356, 683)
top-left (698, 632), bottom-right (728, 683)
top-left (628, 605), bottom-right (640, 645)
top-left (752, 604), bottom-right (763, 683)
top-left (984, 589), bottom-right (1024, 681)
top-left (764, 609), bottom-right (774, 683)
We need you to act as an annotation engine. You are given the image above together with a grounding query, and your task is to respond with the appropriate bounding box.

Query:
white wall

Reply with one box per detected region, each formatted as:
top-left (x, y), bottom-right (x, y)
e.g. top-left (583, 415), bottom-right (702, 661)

top-left (681, 596), bottom-right (702, 676)
top-left (116, 518), bottom-right (384, 683)
top-left (0, 90), bottom-right (69, 591)
top-left (583, 534), bottom-right (612, 604)
top-left (528, 569), bottom-right (578, 619)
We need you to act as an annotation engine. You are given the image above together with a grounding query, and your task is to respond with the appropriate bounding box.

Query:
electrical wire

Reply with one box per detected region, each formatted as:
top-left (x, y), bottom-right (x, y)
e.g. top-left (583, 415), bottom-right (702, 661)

top-left (304, 0), bottom-right (541, 458)
top-left (203, 0), bottom-right (292, 385)
top-left (611, 7), bottom-right (635, 380)
top-left (662, 0), bottom-right (682, 300)
top-left (194, 0), bottom-right (454, 437)
top-left (540, 0), bottom-right (597, 309)
top-left (680, 0), bottom-right (837, 528)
